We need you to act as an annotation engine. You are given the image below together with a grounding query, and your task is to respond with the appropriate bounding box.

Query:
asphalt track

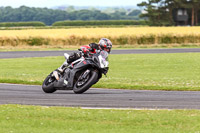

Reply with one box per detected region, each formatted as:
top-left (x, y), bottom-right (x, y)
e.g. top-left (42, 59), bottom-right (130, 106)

top-left (1, 48), bottom-right (200, 58)
top-left (1, 83), bottom-right (200, 109)
top-left (1, 48), bottom-right (200, 109)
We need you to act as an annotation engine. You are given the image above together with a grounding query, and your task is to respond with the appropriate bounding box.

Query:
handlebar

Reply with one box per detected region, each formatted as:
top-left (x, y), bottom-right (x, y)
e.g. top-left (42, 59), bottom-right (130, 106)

top-left (78, 48), bottom-right (94, 57)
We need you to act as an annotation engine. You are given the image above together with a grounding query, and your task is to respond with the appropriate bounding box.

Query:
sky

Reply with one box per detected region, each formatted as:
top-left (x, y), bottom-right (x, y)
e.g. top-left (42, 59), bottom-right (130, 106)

top-left (0, 0), bottom-right (145, 8)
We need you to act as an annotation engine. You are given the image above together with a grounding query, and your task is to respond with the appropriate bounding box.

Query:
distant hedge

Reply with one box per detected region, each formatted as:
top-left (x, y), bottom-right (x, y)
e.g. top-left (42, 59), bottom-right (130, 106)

top-left (0, 21), bottom-right (46, 27)
top-left (52, 20), bottom-right (147, 26)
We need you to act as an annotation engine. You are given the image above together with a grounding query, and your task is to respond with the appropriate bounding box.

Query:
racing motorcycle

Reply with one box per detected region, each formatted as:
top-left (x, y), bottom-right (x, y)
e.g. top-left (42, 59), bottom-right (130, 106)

top-left (42, 50), bottom-right (109, 94)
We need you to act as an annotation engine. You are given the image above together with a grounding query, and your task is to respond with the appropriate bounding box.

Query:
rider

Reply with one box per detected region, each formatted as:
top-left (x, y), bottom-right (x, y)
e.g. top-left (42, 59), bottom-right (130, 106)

top-left (57, 38), bottom-right (112, 72)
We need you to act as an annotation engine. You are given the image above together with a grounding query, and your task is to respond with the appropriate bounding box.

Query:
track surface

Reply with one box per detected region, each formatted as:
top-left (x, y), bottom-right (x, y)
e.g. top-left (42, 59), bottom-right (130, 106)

top-left (1, 48), bottom-right (200, 109)
top-left (1, 48), bottom-right (200, 58)
top-left (1, 83), bottom-right (200, 109)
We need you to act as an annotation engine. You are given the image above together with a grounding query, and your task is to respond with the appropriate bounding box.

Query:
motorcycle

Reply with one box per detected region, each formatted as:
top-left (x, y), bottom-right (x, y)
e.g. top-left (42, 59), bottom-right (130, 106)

top-left (42, 49), bottom-right (109, 94)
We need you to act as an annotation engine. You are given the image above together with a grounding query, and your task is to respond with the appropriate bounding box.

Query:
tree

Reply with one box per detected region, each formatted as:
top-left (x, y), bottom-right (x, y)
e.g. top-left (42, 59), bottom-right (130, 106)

top-left (138, 0), bottom-right (200, 26)
top-left (138, 0), bottom-right (169, 26)
top-left (186, 0), bottom-right (200, 26)
top-left (66, 6), bottom-right (75, 13)
top-left (0, 6), bottom-right (142, 25)
top-left (128, 10), bottom-right (141, 16)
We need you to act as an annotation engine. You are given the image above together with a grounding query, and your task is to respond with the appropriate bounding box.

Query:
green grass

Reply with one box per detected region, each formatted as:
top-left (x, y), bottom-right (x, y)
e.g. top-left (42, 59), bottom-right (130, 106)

top-left (0, 53), bottom-right (200, 91)
top-left (100, 53), bottom-right (200, 91)
top-left (0, 47), bottom-right (77, 52)
top-left (0, 104), bottom-right (200, 133)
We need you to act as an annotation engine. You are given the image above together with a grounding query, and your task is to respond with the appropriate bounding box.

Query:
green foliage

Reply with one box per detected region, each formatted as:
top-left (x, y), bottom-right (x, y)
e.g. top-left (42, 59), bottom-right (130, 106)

top-left (157, 34), bottom-right (200, 44)
top-left (27, 37), bottom-right (49, 46)
top-left (137, 34), bottom-right (156, 44)
top-left (70, 9), bottom-right (111, 20)
top-left (128, 10), bottom-right (141, 16)
top-left (138, 0), bottom-right (200, 26)
top-left (0, 21), bottom-right (46, 27)
top-left (0, 6), bottom-right (69, 25)
top-left (0, 6), bottom-right (143, 26)
top-left (52, 20), bottom-right (147, 26)
top-left (2, 33), bottom-right (200, 46)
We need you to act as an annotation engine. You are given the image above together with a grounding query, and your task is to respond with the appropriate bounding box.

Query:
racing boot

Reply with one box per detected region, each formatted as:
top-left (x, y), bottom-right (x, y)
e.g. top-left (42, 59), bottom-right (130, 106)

top-left (57, 53), bottom-right (70, 73)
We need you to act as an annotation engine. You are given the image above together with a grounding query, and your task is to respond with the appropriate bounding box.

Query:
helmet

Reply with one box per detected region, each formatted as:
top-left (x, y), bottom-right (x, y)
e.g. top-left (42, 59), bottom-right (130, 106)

top-left (98, 38), bottom-right (112, 53)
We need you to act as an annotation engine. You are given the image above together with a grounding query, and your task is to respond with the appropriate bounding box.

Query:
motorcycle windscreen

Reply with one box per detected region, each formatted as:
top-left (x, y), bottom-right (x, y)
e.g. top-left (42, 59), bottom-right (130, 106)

top-left (99, 51), bottom-right (109, 68)
top-left (100, 50), bottom-right (108, 61)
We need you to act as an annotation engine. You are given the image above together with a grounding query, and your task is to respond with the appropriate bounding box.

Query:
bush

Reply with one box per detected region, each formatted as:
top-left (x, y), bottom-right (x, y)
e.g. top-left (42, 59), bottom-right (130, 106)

top-left (0, 21), bottom-right (46, 27)
top-left (52, 20), bottom-right (147, 26)
top-left (27, 37), bottom-right (49, 46)
top-left (1, 34), bottom-right (200, 47)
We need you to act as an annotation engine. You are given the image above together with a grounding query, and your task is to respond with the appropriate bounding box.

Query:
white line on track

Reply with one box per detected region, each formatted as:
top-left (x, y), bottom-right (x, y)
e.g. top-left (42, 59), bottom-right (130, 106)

top-left (81, 107), bottom-right (174, 110)
top-left (0, 83), bottom-right (40, 87)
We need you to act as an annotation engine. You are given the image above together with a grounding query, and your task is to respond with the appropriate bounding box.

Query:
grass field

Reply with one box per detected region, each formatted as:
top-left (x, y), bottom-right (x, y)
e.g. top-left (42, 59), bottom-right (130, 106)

top-left (0, 53), bottom-right (200, 91)
top-left (1, 51), bottom-right (199, 132)
top-left (0, 104), bottom-right (200, 133)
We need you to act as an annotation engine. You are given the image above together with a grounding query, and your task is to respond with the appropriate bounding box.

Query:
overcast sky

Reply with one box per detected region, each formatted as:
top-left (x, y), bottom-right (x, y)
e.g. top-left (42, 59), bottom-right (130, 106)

top-left (0, 0), bottom-right (145, 8)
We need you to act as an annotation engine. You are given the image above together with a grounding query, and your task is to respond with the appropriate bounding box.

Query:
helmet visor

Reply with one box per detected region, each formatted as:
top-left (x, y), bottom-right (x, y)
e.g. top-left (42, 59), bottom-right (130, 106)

top-left (103, 47), bottom-right (111, 53)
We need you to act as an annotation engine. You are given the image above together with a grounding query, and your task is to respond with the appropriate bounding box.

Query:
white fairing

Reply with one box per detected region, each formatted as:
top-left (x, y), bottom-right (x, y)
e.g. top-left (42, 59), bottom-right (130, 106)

top-left (72, 57), bottom-right (85, 65)
top-left (98, 51), bottom-right (109, 68)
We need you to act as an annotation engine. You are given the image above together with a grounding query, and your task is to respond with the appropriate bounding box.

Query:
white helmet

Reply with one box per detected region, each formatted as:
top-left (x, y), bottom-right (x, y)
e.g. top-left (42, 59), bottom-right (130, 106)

top-left (98, 38), bottom-right (112, 53)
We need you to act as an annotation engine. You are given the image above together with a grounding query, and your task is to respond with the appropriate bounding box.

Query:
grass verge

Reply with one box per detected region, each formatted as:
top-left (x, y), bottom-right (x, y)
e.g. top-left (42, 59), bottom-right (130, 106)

top-left (1, 44), bottom-right (200, 51)
top-left (0, 104), bottom-right (200, 133)
top-left (0, 53), bottom-right (200, 91)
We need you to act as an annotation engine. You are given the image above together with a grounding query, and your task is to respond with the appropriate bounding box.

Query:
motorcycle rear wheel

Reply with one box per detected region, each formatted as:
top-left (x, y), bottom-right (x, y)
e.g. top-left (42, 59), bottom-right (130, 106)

top-left (73, 70), bottom-right (98, 94)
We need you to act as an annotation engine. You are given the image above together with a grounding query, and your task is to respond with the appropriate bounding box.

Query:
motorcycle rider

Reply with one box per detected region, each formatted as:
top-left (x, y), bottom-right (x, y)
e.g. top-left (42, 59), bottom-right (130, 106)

top-left (57, 38), bottom-right (112, 72)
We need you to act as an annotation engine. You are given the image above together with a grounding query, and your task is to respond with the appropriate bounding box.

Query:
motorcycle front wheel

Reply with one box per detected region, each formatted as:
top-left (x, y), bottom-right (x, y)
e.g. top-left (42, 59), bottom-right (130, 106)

top-left (42, 74), bottom-right (56, 93)
top-left (73, 70), bottom-right (98, 94)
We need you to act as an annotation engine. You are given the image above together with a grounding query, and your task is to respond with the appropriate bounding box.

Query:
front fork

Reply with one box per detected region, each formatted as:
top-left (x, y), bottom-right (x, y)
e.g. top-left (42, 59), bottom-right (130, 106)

top-left (53, 71), bottom-right (60, 80)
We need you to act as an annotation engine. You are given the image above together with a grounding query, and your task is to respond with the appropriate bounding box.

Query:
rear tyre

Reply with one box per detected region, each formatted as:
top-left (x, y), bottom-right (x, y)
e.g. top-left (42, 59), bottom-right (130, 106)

top-left (73, 70), bottom-right (98, 94)
top-left (42, 75), bottom-right (56, 93)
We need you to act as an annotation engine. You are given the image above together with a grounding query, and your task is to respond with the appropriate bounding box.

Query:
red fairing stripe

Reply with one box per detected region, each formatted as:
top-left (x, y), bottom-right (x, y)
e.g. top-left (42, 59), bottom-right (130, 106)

top-left (83, 61), bottom-right (87, 64)
top-left (80, 45), bottom-right (96, 54)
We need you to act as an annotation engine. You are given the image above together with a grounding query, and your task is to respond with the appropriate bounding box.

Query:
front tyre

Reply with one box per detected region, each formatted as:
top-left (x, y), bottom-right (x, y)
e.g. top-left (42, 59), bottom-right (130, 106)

top-left (73, 70), bottom-right (98, 94)
top-left (42, 75), bottom-right (56, 93)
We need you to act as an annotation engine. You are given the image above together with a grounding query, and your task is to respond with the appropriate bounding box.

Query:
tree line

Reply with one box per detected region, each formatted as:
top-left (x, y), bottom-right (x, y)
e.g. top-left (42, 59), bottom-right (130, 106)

top-left (138, 0), bottom-right (200, 26)
top-left (0, 6), bottom-right (142, 25)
